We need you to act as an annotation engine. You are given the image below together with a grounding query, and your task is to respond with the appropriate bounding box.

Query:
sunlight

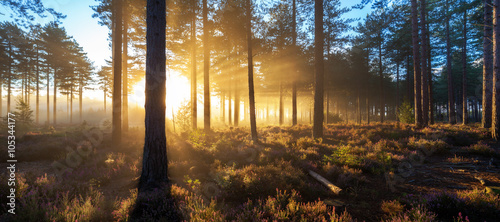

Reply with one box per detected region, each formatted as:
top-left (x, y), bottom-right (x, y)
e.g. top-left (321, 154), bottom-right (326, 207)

top-left (129, 71), bottom-right (191, 117)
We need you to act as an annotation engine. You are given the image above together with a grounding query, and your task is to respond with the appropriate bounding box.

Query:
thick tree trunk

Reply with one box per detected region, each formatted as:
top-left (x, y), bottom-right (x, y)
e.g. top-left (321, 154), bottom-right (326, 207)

top-left (191, 0), bottom-right (197, 129)
top-left (421, 0), bottom-right (429, 126)
top-left (112, 0), bottom-right (122, 144)
top-left (139, 0), bottom-right (169, 191)
top-left (0, 80), bottom-right (2, 116)
top-left (484, 0), bottom-right (493, 128)
top-left (493, 0), bottom-right (500, 139)
top-left (446, 0), bottom-right (456, 124)
top-left (203, 0), bottom-right (210, 131)
top-left (292, 0), bottom-right (297, 126)
top-left (313, 0), bottom-right (324, 138)
top-left (123, 3), bottom-right (129, 132)
top-left (247, 0), bottom-right (258, 141)
top-left (462, 4), bottom-right (468, 125)
top-left (411, 0), bottom-right (423, 127)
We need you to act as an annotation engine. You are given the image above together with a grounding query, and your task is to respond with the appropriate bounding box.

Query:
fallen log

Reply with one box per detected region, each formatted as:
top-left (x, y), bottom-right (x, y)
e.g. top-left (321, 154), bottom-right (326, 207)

top-left (308, 170), bottom-right (342, 195)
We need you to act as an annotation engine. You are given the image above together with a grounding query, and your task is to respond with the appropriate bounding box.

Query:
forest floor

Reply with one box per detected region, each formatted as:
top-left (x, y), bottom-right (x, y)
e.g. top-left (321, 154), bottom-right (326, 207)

top-left (1, 123), bottom-right (500, 221)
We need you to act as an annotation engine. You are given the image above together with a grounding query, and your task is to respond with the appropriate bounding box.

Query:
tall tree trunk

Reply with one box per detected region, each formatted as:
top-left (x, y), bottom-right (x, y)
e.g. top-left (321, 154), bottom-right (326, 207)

top-left (191, 0), bottom-right (197, 129)
top-left (112, 0), bottom-right (123, 144)
top-left (104, 89), bottom-right (106, 113)
top-left (427, 22), bottom-right (434, 125)
top-left (279, 82), bottom-right (283, 125)
top-left (70, 87), bottom-right (73, 124)
top-left (36, 44), bottom-right (39, 124)
top-left (406, 55), bottom-right (411, 102)
top-left (228, 84), bottom-right (232, 125)
top-left (493, 0), bottom-right (500, 139)
top-left (123, 2), bottom-right (129, 132)
top-left (313, 0), bottom-right (324, 138)
top-left (292, 0), bottom-right (297, 126)
top-left (46, 69), bottom-right (49, 125)
top-left (53, 75), bottom-right (56, 126)
top-left (79, 78), bottom-right (83, 122)
top-left (221, 91), bottom-right (225, 123)
top-left (326, 90), bottom-right (330, 124)
top-left (366, 97), bottom-right (370, 124)
top-left (247, 0), bottom-right (257, 141)
top-left (0, 80), bottom-right (2, 116)
top-left (234, 87), bottom-right (239, 126)
top-left (7, 42), bottom-right (12, 113)
top-left (357, 88), bottom-right (361, 124)
top-left (483, 0), bottom-right (493, 128)
top-left (462, 4), bottom-right (468, 125)
top-left (139, 0), bottom-right (169, 191)
top-left (411, 0), bottom-right (423, 127)
top-left (396, 59), bottom-right (400, 122)
top-left (378, 34), bottom-right (384, 123)
top-left (203, 0), bottom-right (210, 131)
top-left (421, 0), bottom-right (429, 126)
top-left (446, 0), bottom-right (456, 124)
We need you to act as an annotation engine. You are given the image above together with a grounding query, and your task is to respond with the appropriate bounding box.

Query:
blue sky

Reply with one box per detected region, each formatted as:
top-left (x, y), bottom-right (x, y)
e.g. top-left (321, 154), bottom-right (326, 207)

top-left (0, 0), bottom-right (372, 69)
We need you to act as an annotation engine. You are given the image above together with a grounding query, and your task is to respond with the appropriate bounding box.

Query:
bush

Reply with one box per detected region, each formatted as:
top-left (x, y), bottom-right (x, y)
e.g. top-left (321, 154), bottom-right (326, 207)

top-left (398, 101), bottom-right (414, 124)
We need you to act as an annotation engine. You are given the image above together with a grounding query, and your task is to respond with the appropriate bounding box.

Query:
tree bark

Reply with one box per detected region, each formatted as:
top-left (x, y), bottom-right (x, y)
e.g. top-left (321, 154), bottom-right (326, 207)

top-left (53, 71), bottom-right (57, 126)
top-left (203, 0), bottom-right (210, 131)
top-left (79, 77), bottom-right (83, 122)
top-left (411, 0), bottom-right (423, 127)
top-left (139, 0), bottom-right (169, 191)
top-left (36, 44), bottom-right (39, 125)
top-left (493, 0), bottom-right (500, 139)
top-left (292, 0), bottom-right (297, 126)
top-left (421, 0), bottom-right (429, 126)
top-left (484, 0), bottom-right (493, 128)
top-left (234, 87), bottom-right (239, 126)
top-left (112, 0), bottom-right (122, 144)
top-left (279, 81), bottom-right (283, 125)
top-left (123, 1), bottom-right (129, 132)
top-left (378, 33), bottom-right (384, 123)
top-left (313, 0), bottom-right (324, 138)
top-left (191, 0), bottom-right (197, 129)
top-left (446, 0), bottom-right (456, 124)
top-left (46, 68), bottom-right (49, 125)
top-left (462, 2), bottom-right (468, 125)
top-left (247, 0), bottom-right (258, 142)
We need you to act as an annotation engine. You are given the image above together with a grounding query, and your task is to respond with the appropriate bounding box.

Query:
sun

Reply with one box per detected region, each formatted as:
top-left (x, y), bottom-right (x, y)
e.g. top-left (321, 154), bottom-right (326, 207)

top-left (129, 70), bottom-right (191, 117)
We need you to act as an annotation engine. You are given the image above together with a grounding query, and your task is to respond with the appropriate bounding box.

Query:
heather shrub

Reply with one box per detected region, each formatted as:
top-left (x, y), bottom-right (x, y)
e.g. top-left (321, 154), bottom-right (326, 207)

top-left (232, 189), bottom-right (355, 221)
top-left (384, 205), bottom-right (436, 222)
top-left (420, 190), bottom-right (500, 221)
top-left (465, 142), bottom-right (496, 156)
top-left (216, 161), bottom-right (307, 201)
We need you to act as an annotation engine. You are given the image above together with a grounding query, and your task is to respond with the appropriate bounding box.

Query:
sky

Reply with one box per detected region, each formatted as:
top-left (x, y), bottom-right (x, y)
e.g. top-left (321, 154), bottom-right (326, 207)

top-left (1, 0), bottom-right (372, 69)
top-left (0, 0), bottom-right (372, 108)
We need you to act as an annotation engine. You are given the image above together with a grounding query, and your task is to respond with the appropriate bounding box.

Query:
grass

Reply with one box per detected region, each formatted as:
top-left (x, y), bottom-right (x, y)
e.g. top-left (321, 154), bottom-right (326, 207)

top-left (1, 123), bottom-right (499, 221)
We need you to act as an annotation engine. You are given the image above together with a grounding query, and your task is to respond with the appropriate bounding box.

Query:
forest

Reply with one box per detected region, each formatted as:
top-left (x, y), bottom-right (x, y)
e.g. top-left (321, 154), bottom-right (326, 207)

top-left (1, 0), bottom-right (500, 221)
